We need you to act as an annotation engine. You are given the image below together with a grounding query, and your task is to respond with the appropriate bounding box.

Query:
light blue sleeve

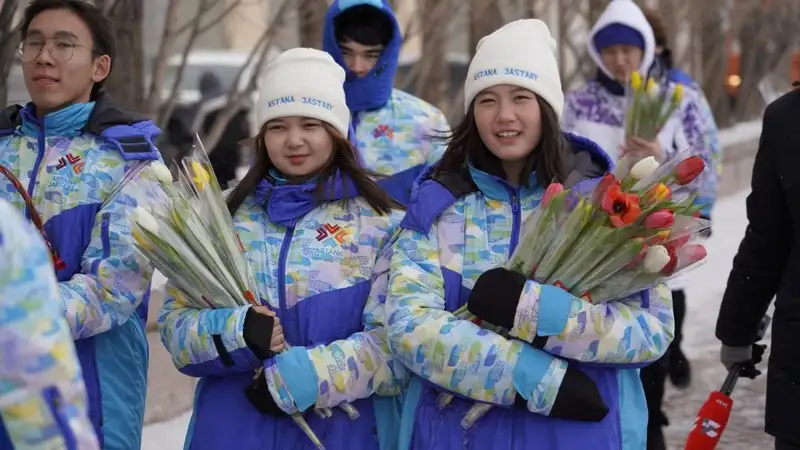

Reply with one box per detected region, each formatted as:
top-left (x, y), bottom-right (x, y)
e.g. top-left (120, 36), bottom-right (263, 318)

top-left (0, 200), bottom-right (99, 450)
top-left (509, 282), bottom-right (675, 367)
top-left (158, 282), bottom-right (260, 378)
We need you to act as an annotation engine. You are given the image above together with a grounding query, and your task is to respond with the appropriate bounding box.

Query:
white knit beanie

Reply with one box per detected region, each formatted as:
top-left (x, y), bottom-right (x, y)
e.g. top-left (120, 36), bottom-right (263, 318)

top-left (464, 19), bottom-right (563, 118)
top-left (257, 48), bottom-right (350, 137)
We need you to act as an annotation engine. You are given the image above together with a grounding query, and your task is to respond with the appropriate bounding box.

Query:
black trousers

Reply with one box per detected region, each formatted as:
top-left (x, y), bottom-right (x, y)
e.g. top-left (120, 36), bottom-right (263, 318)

top-left (641, 289), bottom-right (686, 428)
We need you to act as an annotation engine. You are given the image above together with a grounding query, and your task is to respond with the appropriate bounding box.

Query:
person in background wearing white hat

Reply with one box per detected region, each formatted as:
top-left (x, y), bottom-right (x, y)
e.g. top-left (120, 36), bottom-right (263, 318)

top-left (322, 0), bottom-right (451, 205)
top-left (158, 48), bottom-right (408, 450)
top-left (0, 198), bottom-right (98, 450)
top-left (385, 19), bottom-right (674, 450)
top-left (561, 2), bottom-right (717, 448)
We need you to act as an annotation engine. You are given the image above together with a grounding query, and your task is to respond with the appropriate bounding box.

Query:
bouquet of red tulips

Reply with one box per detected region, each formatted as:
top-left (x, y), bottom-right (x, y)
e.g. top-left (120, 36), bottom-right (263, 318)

top-left (441, 150), bottom-right (710, 428)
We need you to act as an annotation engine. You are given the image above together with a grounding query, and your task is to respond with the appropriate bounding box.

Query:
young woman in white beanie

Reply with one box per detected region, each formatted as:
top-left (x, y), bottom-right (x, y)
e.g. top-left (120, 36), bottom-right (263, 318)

top-left (159, 48), bottom-right (407, 450)
top-left (385, 19), bottom-right (674, 450)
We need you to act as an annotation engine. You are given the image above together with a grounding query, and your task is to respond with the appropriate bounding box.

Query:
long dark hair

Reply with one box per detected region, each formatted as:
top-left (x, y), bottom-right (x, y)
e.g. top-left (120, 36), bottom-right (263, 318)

top-left (227, 121), bottom-right (399, 215)
top-left (435, 95), bottom-right (572, 187)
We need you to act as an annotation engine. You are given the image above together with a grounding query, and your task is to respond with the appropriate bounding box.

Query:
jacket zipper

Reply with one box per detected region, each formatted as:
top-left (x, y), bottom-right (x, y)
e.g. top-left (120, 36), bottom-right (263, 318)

top-left (508, 191), bottom-right (521, 257)
top-left (276, 225), bottom-right (295, 342)
top-left (24, 123), bottom-right (46, 220)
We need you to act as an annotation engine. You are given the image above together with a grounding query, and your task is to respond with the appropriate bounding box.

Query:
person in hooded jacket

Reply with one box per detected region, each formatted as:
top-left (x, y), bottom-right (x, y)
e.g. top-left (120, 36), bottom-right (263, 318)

top-left (322, 0), bottom-right (451, 204)
top-left (159, 48), bottom-right (409, 450)
top-left (0, 199), bottom-right (98, 450)
top-left (562, 0), bottom-right (716, 215)
top-left (386, 19), bottom-right (674, 450)
top-left (0, 1), bottom-right (163, 448)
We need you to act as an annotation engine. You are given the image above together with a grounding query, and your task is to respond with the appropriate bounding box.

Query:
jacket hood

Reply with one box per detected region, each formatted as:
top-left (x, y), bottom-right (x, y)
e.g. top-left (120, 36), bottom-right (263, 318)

top-left (323, 0), bottom-right (402, 112)
top-left (587, 0), bottom-right (655, 80)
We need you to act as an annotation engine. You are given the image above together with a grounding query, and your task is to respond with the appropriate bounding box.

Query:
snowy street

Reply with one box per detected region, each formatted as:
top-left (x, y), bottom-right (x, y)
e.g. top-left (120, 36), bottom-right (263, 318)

top-left (141, 188), bottom-right (774, 449)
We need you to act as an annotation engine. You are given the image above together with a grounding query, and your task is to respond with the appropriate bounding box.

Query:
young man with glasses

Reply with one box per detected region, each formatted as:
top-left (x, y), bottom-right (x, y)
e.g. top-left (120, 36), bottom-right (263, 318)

top-left (321, 0), bottom-right (451, 204)
top-left (0, 1), bottom-right (164, 448)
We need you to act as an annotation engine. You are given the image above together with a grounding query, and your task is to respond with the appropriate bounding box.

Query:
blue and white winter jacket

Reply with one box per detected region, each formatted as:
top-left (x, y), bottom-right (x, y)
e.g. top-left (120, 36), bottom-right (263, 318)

top-left (0, 94), bottom-right (163, 450)
top-left (386, 134), bottom-right (674, 450)
top-left (159, 173), bottom-right (408, 450)
top-left (0, 199), bottom-right (98, 450)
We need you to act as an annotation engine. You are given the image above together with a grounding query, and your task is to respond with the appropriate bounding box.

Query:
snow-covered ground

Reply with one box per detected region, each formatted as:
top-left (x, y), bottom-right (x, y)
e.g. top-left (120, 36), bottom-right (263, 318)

top-left (142, 188), bottom-right (772, 449)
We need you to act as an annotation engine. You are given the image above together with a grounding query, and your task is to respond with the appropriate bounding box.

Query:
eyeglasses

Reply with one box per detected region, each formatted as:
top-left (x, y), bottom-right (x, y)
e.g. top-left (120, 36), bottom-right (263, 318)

top-left (18, 38), bottom-right (90, 63)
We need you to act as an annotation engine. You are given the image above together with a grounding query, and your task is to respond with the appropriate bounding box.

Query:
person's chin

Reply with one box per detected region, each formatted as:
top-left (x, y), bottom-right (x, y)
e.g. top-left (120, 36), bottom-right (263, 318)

top-left (30, 93), bottom-right (67, 111)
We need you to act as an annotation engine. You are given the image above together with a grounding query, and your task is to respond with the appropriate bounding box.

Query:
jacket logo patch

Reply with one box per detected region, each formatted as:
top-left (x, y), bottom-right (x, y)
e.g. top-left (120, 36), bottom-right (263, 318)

top-left (372, 124), bottom-right (394, 139)
top-left (55, 152), bottom-right (84, 175)
top-left (315, 223), bottom-right (349, 244)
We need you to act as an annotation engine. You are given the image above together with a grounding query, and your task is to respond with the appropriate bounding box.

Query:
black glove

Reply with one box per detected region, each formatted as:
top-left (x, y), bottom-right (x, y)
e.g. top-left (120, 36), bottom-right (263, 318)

top-left (243, 308), bottom-right (276, 360)
top-left (720, 343), bottom-right (767, 379)
top-left (514, 365), bottom-right (609, 422)
top-left (467, 267), bottom-right (527, 330)
top-left (245, 369), bottom-right (287, 416)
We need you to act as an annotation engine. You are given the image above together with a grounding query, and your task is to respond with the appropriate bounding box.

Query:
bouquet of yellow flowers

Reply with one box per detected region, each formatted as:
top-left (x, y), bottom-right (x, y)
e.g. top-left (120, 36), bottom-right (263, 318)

top-left (625, 71), bottom-right (684, 141)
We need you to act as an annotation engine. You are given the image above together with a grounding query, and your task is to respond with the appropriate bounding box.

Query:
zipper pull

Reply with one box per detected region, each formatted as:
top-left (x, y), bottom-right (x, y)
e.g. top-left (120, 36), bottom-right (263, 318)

top-left (511, 193), bottom-right (520, 212)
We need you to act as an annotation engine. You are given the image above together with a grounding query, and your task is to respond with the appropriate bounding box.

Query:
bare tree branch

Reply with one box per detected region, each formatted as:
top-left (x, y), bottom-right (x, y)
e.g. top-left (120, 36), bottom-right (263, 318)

top-left (199, 0), bottom-right (294, 152)
top-left (143, 0), bottom-right (180, 116)
top-left (171, 0), bottom-right (244, 40)
top-left (156, 0), bottom-right (213, 129)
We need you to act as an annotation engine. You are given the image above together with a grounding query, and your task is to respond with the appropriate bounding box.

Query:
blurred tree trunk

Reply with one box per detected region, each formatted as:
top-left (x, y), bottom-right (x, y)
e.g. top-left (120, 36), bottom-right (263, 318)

top-left (96, 0), bottom-right (145, 112)
top-left (588, 0), bottom-right (606, 25)
top-left (416, 0), bottom-right (450, 107)
top-left (698, 0), bottom-right (730, 125)
top-left (298, 0), bottom-right (327, 49)
top-left (469, 0), bottom-right (503, 51)
top-left (0, 0), bottom-right (20, 107)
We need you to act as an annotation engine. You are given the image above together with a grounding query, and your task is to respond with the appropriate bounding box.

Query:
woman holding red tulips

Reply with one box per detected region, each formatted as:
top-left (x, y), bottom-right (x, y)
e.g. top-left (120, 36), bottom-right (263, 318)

top-left (385, 19), bottom-right (674, 450)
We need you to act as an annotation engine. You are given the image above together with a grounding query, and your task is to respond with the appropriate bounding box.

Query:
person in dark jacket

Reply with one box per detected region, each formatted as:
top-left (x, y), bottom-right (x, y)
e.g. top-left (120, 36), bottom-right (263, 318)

top-left (715, 89), bottom-right (800, 450)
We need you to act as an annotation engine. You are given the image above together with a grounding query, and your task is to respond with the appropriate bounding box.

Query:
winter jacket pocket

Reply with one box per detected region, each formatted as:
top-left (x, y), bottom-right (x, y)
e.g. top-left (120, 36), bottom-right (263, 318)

top-left (295, 281), bottom-right (372, 346)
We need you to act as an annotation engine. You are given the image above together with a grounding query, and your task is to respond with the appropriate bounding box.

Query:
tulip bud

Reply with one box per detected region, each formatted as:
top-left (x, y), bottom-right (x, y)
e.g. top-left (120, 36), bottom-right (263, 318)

top-left (643, 183), bottom-right (672, 204)
top-left (542, 183), bottom-right (564, 207)
top-left (630, 156), bottom-right (660, 180)
top-left (133, 207), bottom-right (159, 234)
top-left (150, 163), bottom-right (173, 184)
top-left (672, 83), bottom-right (684, 103)
top-left (646, 78), bottom-right (659, 98)
top-left (643, 245), bottom-right (671, 273)
top-left (630, 72), bottom-right (642, 91)
top-left (644, 209), bottom-right (675, 230)
top-left (674, 156), bottom-right (705, 185)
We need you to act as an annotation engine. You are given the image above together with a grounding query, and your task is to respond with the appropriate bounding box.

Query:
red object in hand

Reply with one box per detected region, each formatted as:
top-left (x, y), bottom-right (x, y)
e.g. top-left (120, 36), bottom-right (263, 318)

top-left (684, 391), bottom-right (734, 450)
